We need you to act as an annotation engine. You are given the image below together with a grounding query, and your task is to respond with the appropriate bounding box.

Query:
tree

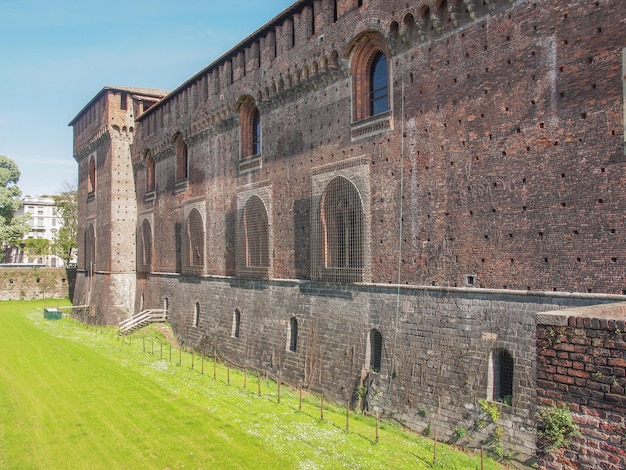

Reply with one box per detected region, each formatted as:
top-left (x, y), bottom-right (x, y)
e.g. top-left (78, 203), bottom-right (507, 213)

top-left (0, 155), bottom-right (31, 246)
top-left (22, 238), bottom-right (50, 260)
top-left (52, 183), bottom-right (78, 267)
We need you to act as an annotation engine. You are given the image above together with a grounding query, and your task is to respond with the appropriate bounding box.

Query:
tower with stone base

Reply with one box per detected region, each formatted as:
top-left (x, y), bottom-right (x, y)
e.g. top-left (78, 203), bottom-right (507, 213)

top-left (69, 87), bottom-right (167, 324)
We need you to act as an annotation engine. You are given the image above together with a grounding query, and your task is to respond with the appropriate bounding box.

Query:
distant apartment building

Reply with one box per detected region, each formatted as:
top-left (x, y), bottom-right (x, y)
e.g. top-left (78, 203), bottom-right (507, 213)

top-left (8, 196), bottom-right (65, 267)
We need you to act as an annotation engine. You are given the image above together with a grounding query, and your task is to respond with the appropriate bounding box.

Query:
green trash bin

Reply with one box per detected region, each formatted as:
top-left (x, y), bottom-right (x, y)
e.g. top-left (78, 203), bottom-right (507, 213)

top-left (44, 308), bottom-right (62, 320)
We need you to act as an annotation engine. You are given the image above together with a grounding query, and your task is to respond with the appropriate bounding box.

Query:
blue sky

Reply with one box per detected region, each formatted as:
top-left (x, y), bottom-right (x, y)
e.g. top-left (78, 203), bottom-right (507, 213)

top-left (0, 0), bottom-right (294, 196)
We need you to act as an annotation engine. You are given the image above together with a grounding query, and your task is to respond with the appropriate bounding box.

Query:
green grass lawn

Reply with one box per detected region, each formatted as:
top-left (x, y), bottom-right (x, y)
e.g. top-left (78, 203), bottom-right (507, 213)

top-left (0, 300), bottom-right (503, 469)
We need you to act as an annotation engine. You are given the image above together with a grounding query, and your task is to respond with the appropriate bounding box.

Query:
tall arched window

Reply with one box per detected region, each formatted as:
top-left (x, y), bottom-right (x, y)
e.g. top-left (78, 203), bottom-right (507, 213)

top-left (242, 196), bottom-right (269, 269)
top-left (139, 219), bottom-right (152, 271)
top-left (174, 133), bottom-right (188, 181)
top-left (87, 156), bottom-right (96, 194)
top-left (319, 176), bottom-right (364, 282)
top-left (351, 34), bottom-right (391, 122)
top-left (145, 151), bottom-right (155, 193)
top-left (370, 52), bottom-right (389, 116)
top-left (186, 208), bottom-right (205, 269)
top-left (251, 108), bottom-right (261, 156)
top-left (491, 348), bottom-right (514, 404)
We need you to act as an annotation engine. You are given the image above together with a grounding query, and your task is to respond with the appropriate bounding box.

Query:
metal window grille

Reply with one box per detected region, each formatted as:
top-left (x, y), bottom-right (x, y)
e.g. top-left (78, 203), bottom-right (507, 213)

top-left (493, 348), bottom-right (514, 403)
top-left (316, 176), bottom-right (364, 282)
top-left (185, 209), bottom-right (205, 268)
top-left (369, 329), bottom-right (383, 371)
top-left (289, 317), bottom-right (298, 352)
top-left (240, 196), bottom-right (270, 269)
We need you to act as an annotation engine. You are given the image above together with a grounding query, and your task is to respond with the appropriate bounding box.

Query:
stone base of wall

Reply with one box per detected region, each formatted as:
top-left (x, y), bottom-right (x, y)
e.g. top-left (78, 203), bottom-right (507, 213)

top-left (134, 274), bottom-right (622, 463)
top-left (0, 268), bottom-right (73, 300)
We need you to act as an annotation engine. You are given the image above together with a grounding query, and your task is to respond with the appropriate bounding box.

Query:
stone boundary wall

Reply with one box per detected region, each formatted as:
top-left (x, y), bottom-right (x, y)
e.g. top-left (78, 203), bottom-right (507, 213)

top-left (0, 268), bottom-right (73, 301)
top-left (136, 273), bottom-right (622, 463)
top-left (536, 304), bottom-right (626, 469)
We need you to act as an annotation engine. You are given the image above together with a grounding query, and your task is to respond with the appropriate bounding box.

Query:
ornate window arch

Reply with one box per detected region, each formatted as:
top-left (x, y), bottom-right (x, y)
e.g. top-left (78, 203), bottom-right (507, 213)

top-left (319, 176), bottom-right (364, 282)
top-left (238, 96), bottom-right (262, 173)
top-left (185, 208), bottom-right (205, 272)
top-left (236, 189), bottom-right (272, 279)
top-left (173, 133), bottom-right (188, 181)
top-left (350, 33), bottom-right (391, 122)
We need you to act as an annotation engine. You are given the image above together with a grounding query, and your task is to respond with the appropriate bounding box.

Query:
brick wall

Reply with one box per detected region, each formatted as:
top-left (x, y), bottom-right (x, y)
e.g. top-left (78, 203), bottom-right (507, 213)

top-left (537, 304), bottom-right (626, 469)
top-left (0, 268), bottom-right (72, 301)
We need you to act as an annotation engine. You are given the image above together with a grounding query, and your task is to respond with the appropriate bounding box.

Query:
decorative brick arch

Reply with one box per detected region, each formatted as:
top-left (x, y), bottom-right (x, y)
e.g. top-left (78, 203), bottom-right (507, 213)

top-left (350, 32), bottom-right (391, 122)
top-left (236, 185), bottom-right (272, 278)
top-left (145, 150), bottom-right (155, 193)
top-left (172, 132), bottom-right (188, 181)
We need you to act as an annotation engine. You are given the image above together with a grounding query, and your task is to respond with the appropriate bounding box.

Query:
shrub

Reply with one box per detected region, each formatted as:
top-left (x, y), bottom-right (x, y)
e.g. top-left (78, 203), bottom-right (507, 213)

top-left (537, 404), bottom-right (581, 451)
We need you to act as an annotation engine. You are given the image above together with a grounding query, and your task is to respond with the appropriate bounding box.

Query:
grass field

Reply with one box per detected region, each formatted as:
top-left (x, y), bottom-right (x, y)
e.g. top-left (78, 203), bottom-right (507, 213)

top-left (0, 300), bottom-right (503, 469)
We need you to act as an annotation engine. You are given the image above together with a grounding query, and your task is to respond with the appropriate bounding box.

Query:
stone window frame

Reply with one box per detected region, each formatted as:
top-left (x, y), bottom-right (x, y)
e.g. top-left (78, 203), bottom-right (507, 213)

top-left (145, 150), bottom-right (156, 197)
top-left (173, 132), bottom-right (189, 184)
top-left (235, 184), bottom-right (273, 279)
top-left (311, 158), bottom-right (371, 283)
top-left (87, 152), bottom-right (97, 200)
top-left (367, 328), bottom-right (383, 372)
top-left (137, 215), bottom-right (154, 273)
top-left (232, 309), bottom-right (241, 339)
top-left (182, 200), bottom-right (206, 276)
top-left (349, 32), bottom-right (393, 140)
top-left (237, 95), bottom-right (262, 174)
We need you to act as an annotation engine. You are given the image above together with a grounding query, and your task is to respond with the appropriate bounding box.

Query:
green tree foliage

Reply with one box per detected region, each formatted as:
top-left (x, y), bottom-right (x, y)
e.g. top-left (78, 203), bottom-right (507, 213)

top-left (0, 155), bottom-right (31, 246)
top-left (22, 238), bottom-right (50, 259)
top-left (52, 184), bottom-right (78, 266)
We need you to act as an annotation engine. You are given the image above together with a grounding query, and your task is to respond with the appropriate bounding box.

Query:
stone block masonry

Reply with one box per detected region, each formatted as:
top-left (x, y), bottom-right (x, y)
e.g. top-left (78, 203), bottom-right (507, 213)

top-left (537, 303), bottom-right (626, 470)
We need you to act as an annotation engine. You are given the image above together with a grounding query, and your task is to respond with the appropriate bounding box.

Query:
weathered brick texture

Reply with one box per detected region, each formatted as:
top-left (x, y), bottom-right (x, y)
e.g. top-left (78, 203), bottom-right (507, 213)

top-left (537, 304), bottom-right (626, 470)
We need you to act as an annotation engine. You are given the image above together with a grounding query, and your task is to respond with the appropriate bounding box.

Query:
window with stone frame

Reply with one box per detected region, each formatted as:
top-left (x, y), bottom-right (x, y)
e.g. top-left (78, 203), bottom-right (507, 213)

top-left (184, 208), bottom-right (205, 274)
top-left (288, 317), bottom-right (298, 352)
top-left (368, 329), bottom-right (383, 372)
top-left (145, 151), bottom-right (155, 193)
top-left (239, 195), bottom-right (270, 274)
top-left (351, 33), bottom-right (391, 122)
top-left (174, 133), bottom-right (188, 182)
top-left (87, 156), bottom-right (96, 194)
top-left (318, 176), bottom-right (364, 283)
top-left (238, 96), bottom-right (262, 173)
top-left (138, 218), bottom-right (152, 272)
top-left (232, 309), bottom-right (241, 338)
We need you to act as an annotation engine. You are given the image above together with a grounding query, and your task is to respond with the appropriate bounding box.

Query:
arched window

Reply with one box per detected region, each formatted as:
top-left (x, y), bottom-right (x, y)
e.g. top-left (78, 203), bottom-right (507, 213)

top-left (186, 208), bottom-right (205, 269)
top-left (174, 133), bottom-right (188, 181)
top-left (319, 176), bottom-right (364, 282)
top-left (138, 219), bottom-right (152, 271)
top-left (87, 156), bottom-right (96, 194)
top-left (242, 196), bottom-right (269, 269)
top-left (145, 151), bottom-right (155, 193)
top-left (370, 52), bottom-right (388, 116)
top-left (232, 309), bottom-right (241, 338)
top-left (84, 224), bottom-right (96, 273)
top-left (251, 108), bottom-right (261, 156)
top-left (351, 34), bottom-right (391, 122)
top-left (193, 302), bottom-right (200, 327)
top-left (238, 96), bottom-right (262, 172)
top-left (368, 329), bottom-right (383, 371)
top-left (288, 317), bottom-right (298, 352)
top-left (491, 349), bottom-right (514, 404)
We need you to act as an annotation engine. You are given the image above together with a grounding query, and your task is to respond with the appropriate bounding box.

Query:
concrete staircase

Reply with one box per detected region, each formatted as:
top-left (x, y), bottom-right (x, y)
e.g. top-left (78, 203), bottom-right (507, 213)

top-left (118, 309), bottom-right (167, 335)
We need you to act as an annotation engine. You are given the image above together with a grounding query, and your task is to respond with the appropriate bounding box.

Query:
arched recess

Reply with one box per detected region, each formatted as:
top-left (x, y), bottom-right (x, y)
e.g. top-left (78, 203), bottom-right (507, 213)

top-left (489, 348), bottom-right (514, 405)
top-left (242, 195), bottom-right (270, 268)
top-left (173, 132), bottom-right (188, 181)
top-left (138, 218), bottom-right (153, 272)
top-left (87, 155), bottom-right (96, 195)
top-left (319, 176), bottom-right (364, 283)
top-left (145, 150), bottom-right (155, 193)
top-left (350, 32), bottom-right (391, 122)
top-left (238, 95), bottom-right (261, 161)
top-left (185, 208), bottom-right (205, 272)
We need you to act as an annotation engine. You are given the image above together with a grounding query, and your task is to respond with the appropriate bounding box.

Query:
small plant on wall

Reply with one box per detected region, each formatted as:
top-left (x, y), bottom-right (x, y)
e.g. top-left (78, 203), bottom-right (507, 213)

top-left (537, 403), bottom-right (581, 451)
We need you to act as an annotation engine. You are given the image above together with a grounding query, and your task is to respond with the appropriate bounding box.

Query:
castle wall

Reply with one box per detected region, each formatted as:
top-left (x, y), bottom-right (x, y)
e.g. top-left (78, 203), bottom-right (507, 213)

top-left (137, 273), bottom-right (620, 460)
